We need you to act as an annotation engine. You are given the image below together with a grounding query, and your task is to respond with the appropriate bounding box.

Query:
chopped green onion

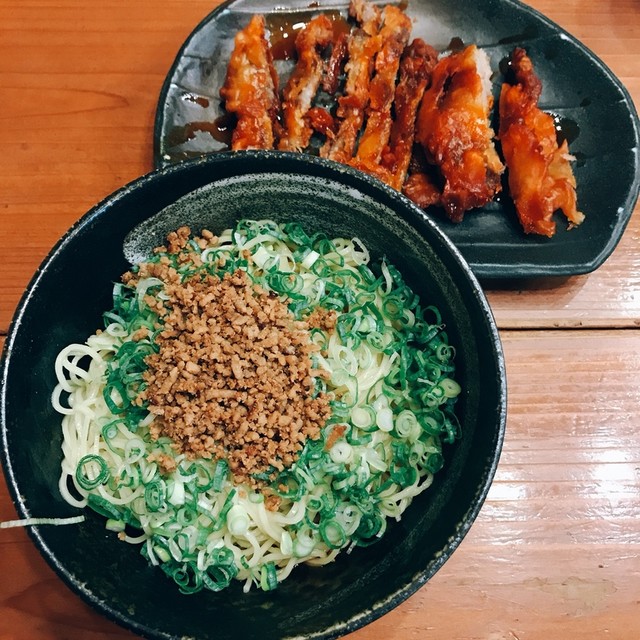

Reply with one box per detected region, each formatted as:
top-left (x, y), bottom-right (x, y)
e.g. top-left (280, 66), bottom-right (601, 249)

top-left (76, 455), bottom-right (110, 490)
top-left (329, 441), bottom-right (353, 464)
top-left (272, 470), bottom-right (305, 501)
top-left (394, 410), bottom-right (421, 440)
top-left (293, 528), bottom-right (316, 557)
top-left (212, 459), bottom-right (228, 492)
top-left (440, 377), bottom-right (462, 398)
top-left (227, 505), bottom-right (249, 536)
top-left (87, 494), bottom-right (122, 520)
top-left (376, 407), bottom-right (394, 432)
top-left (280, 531), bottom-right (293, 555)
top-left (320, 519), bottom-right (347, 549)
top-left (204, 562), bottom-right (237, 592)
top-left (260, 561), bottom-right (278, 591)
top-left (350, 406), bottom-right (376, 431)
top-left (144, 480), bottom-right (166, 512)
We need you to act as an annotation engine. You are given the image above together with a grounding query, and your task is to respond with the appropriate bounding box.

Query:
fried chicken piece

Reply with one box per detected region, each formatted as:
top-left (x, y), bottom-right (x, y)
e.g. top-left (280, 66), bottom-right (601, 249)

top-left (307, 106), bottom-right (336, 139)
top-left (350, 0), bottom-right (382, 36)
top-left (321, 30), bottom-right (349, 95)
top-left (415, 45), bottom-right (504, 222)
top-left (319, 28), bottom-right (376, 161)
top-left (382, 38), bottom-right (438, 191)
top-left (320, 0), bottom-right (382, 162)
top-left (278, 15), bottom-right (334, 152)
top-left (403, 145), bottom-right (442, 208)
top-left (351, 5), bottom-right (412, 169)
top-left (498, 47), bottom-right (584, 237)
top-left (403, 171), bottom-right (442, 208)
top-left (219, 15), bottom-right (281, 150)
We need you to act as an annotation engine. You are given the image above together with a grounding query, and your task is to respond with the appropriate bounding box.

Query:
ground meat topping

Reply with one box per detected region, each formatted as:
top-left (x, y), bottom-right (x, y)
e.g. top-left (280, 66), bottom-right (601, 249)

top-left (306, 306), bottom-right (337, 332)
top-left (135, 232), bottom-right (332, 490)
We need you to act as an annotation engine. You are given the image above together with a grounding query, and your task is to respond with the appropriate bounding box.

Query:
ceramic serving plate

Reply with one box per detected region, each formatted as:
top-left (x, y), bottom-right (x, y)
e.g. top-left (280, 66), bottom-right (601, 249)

top-left (153, 0), bottom-right (640, 279)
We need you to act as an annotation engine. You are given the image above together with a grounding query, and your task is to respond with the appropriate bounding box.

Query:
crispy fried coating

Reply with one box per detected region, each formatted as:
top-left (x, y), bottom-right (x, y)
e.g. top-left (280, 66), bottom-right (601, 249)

top-left (320, 0), bottom-right (382, 162)
top-left (352, 5), bottom-right (412, 168)
top-left (384, 38), bottom-right (439, 191)
top-left (321, 30), bottom-right (349, 95)
top-left (218, 4), bottom-right (584, 239)
top-left (219, 15), bottom-right (281, 150)
top-left (498, 47), bottom-right (584, 236)
top-left (403, 169), bottom-right (442, 209)
top-left (278, 15), bottom-right (334, 152)
top-left (415, 45), bottom-right (504, 222)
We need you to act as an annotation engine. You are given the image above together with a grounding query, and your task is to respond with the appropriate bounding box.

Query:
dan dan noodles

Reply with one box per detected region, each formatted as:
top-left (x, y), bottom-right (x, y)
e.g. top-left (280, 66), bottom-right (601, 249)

top-left (53, 219), bottom-right (461, 594)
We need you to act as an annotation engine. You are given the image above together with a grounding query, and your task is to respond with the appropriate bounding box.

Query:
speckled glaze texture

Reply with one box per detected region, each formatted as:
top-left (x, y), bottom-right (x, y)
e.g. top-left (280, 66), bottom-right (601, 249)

top-left (154, 0), bottom-right (640, 278)
top-left (0, 152), bottom-right (506, 640)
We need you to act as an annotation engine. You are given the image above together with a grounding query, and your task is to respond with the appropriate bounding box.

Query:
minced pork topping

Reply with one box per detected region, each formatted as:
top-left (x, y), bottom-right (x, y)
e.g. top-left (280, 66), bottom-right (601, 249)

top-left (128, 227), bottom-right (332, 490)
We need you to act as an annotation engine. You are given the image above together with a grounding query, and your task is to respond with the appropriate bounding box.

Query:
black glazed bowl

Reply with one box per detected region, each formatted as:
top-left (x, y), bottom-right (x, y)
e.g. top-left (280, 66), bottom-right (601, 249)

top-left (0, 151), bottom-right (506, 640)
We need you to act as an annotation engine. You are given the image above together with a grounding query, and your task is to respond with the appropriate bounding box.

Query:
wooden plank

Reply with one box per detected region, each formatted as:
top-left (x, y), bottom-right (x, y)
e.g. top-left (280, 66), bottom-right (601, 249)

top-left (485, 212), bottom-right (640, 329)
top-left (1, 329), bottom-right (639, 639)
top-left (0, 0), bottom-right (639, 333)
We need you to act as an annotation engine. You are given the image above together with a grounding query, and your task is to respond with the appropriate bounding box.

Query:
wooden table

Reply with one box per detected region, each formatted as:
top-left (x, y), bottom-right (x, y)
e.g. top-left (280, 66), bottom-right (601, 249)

top-left (1, 0), bottom-right (638, 638)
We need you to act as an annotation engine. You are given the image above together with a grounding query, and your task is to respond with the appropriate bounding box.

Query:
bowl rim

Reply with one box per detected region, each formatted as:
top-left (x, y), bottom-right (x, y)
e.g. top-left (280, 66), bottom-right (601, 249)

top-left (0, 150), bottom-right (507, 640)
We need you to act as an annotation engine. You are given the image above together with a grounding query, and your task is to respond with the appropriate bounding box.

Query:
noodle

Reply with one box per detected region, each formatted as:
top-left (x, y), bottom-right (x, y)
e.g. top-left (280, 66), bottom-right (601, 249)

top-left (53, 219), bottom-right (461, 594)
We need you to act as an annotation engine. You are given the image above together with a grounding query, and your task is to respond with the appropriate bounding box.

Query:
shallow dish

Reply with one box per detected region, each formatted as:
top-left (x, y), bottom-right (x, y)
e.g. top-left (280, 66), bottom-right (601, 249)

top-left (0, 151), bottom-right (505, 640)
top-left (154, 0), bottom-right (640, 278)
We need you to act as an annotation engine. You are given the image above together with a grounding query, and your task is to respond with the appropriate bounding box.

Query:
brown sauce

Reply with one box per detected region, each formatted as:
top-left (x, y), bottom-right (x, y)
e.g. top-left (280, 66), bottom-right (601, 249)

top-left (446, 37), bottom-right (465, 53)
top-left (166, 114), bottom-right (236, 149)
top-left (267, 10), bottom-right (350, 61)
top-left (182, 93), bottom-right (211, 108)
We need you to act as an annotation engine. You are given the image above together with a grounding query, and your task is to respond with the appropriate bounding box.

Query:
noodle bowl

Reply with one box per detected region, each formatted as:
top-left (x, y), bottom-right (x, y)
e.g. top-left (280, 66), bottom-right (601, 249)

top-left (53, 218), bottom-right (461, 594)
top-left (1, 151), bottom-right (506, 639)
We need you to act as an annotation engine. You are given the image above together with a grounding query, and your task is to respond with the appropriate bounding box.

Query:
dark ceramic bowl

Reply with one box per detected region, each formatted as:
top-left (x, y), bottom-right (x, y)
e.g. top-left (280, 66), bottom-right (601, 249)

top-left (0, 151), bottom-right (506, 640)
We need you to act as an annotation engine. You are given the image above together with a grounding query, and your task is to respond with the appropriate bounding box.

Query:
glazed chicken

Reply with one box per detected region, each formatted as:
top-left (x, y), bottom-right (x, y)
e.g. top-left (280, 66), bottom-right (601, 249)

top-left (499, 47), bottom-right (584, 236)
top-left (278, 15), bottom-right (334, 152)
top-left (350, 5), bottom-right (412, 171)
top-left (321, 30), bottom-right (349, 96)
top-left (402, 165), bottom-right (442, 209)
top-left (354, 37), bottom-right (438, 192)
top-left (320, 0), bottom-right (382, 162)
top-left (384, 38), bottom-right (439, 192)
top-left (415, 44), bottom-right (504, 222)
top-left (217, 2), bottom-right (584, 241)
top-left (304, 24), bottom-right (349, 143)
top-left (219, 15), bottom-right (281, 150)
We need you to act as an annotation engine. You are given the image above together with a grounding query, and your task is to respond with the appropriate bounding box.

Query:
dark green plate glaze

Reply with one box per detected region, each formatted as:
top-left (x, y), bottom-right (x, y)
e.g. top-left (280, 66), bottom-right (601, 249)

top-left (153, 0), bottom-right (640, 279)
top-left (1, 152), bottom-right (506, 640)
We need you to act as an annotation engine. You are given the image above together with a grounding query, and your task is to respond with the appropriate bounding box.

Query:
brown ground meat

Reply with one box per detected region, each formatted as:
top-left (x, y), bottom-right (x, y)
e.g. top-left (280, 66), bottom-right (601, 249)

top-left (134, 228), bottom-right (332, 490)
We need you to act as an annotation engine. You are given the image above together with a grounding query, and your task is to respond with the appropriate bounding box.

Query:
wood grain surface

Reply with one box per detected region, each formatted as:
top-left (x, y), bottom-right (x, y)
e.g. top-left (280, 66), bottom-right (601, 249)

top-left (1, 0), bottom-right (639, 639)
